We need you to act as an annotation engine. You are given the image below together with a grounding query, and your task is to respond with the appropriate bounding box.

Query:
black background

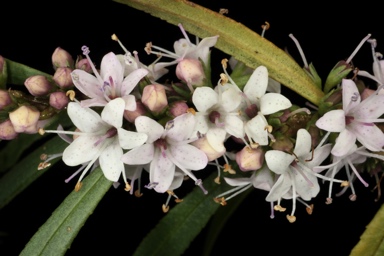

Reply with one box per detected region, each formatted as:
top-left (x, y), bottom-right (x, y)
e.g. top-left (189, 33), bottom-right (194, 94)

top-left (1, 1), bottom-right (384, 255)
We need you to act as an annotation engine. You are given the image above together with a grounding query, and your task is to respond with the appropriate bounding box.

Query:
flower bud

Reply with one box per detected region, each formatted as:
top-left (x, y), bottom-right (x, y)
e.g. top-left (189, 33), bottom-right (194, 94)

top-left (0, 119), bottom-right (18, 140)
top-left (49, 91), bottom-right (69, 110)
top-left (52, 47), bottom-right (74, 69)
top-left (0, 89), bottom-right (12, 109)
top-left (168, 101), bottom-right (188, 118)
top-left (176, 59), bottom-right (206, 87)
top-left (124, 100), bottom-right (147, 123)
top-left (141, 84), bottom-right (168, 114)
top-left (191, 136), bottom-right (225, 161)
top-left (53, 67), bottom-right (73, 88)
top-left (9, 105), bottom-right (40, 134)
top-left (236, 146), bottom-right (264, 172)
top-left (24, 75), bottom-right (53, 97)
top-left (270, 133), bottom-right (294, 152)
top-left (76, 58), bottom-right (92, 73)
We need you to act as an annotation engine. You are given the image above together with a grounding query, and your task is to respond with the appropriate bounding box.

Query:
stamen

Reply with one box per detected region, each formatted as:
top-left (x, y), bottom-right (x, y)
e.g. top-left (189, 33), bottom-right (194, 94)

top-left (347, 158), bottom-right (369, 187)
top-left (195, 179), bottom-right (208, 195)
top-left (261, 21), bottom-right (270, 38)
top-left (81, 46), bottom-right (103, 84)
top-left (66, 90), bottom-right (76, 101)
top-left (289, 34), bottom-right (308, 68)
top-left (223, 163), bottom-right (236, 174)
top-left (346, 34), bottom-right (371, 64)
top-left (178, 23), bottom-right (191, 44)
top-left (274, 204), bottom-right (286, 212)
top-left (213, 197), bottom-right (227, 206)
top-left (270, 202), bottom-right (275, 219)
top-left (285, 108), bottom-right (311, 119)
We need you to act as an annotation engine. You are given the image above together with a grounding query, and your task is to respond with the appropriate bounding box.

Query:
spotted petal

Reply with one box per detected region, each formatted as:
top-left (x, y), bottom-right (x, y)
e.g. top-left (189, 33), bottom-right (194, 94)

top-left (265, 150), bottom-right (295, 174)
top-left (316, 109), bottom-right (345, 132)
top-left (170, 144), bottom-right (208, 170)
top-left (99, 139), bottom-right (124, 182)
top-left (67, 102), bottom-right (105, 133)
top-left (260, 93), bottom-right (291, 115)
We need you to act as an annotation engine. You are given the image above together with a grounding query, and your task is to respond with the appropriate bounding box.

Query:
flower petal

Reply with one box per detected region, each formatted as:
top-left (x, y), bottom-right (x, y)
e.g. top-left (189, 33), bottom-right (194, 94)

top-left (117, 128), bottom-right (148, 149)
top-left (315, 109), bottom-right (346, 132)
top-left (353, 94), bottom-right (384, 119)
top-left (99, 139), bottom-right (124, 182)
top-left (331, 129), bottom-right (356, 157)
top-left (245, 114), bottom-right (269, 145)
top-left (260, 93), bottom-right (292, 115)
top-left (244, 66), bottom-right (268, 101)
top-left (351, 123), bottom-right (384, 152)
top-left (170, 144), bottom-right (208, 170)
top-left (294, 129), bottom-right (311, 157)
top-left (71, 70), bottom-right (104, 99)
top-left (265, 150), bottom-right (295, 174)
top-left (121, 144), bottom-right (154, 165)
top-left (221, 87), bottom-right (242, 112)
top-left (121, 68), bottom-right (149, 96)
top-left (62, 135), bottom-right (101, 166)
top-left (192, 87), bottom-right (218, 112)
top-left (121, 94), bottom-right (137, 111)
top-left (166, 113), bottom-right (196, 142)
top-left (135, 116), bottom-right (164, 143)
top-left (292, 168), bottom-right (320, 200)
top-left (265, 174), bottom-right (292, 202)
top-left (67, 102), bottom-right (105, 133)
top-left (150, 149), bottom-right (175, 193)
top-left (206, 127), bottom-right (226, 152)
top-left (100, 52), bottom-right (125, 94)
top-left (101, 98), bottom-right (125, 128)
top-left (342, 79), bottom-right (360, 112)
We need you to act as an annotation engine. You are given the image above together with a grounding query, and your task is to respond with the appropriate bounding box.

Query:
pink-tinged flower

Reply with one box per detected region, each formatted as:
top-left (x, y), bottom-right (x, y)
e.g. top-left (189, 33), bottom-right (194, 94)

top-left (53, 67), bottom-right (73, 89)
top-left (236, 146), bottom-right (264, 172)
top-left (9, 105), bottom-right (40, 134)
top-left (121, 113), bottom-right (208, 194)
top-left (52, 47), bottom-right (74, 69)
top-left (41, 98), bottom-right (148, 190)
top-left (24, 75), bottom-right (53, 97)
top-left (316, 79), bottom-right (384, 156)
top-left (0, 119), bottom-right (18, 140)
top-left (71, 46), bottom-right (148, 110)
top-left (141, 84), bottom-right (168, 114)
top-left (175, 58), bottom-right (206, 92)
top-left (264, 129), bottom-right (347, 222)
top-left (49, 91), bottom-right (69, 110)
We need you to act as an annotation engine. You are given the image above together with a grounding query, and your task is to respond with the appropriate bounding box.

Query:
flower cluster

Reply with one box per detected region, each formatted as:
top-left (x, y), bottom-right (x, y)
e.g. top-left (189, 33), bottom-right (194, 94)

top-left (3, 24), bottom-right (384, 221)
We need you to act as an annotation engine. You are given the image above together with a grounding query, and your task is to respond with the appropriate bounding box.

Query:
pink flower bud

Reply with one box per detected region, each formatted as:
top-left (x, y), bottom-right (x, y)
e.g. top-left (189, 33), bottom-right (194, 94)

top-left (53, 67), bottom-right (73, 88)
top-left (191, 136), bottom-right (225, 161)
top-left (76, 58), bottom-right (92, 73)
top-left (52, 47), bottom-right (74, 69)
top-left (24, 75), bottom-right (53, 97)
top-left (124, 100), bottom-right (147, 123)
top-left (141, 84), bottom-right (168, 114)
top-left (9, 105), bottom-right (40, 134)
top-left (236, 146), bottom-right (264, 172)
top-left (169, 101), bottom-right (188, 117)
top-left (176, 59), bottom-right (205, 87)
top-left (0, 89), bottom-right (12, 109)
top-left (0, 119), bottom-right (18, 140)
top-left (50, 91), bottom-right (69, 110)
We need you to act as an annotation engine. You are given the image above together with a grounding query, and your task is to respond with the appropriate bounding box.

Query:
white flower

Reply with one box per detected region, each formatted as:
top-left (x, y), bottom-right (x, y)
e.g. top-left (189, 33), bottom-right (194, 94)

top-left (71, 46), bottom-right (148, 110)
top-left (41, 98), bottom-right (148, 190)
top-left (264, 129), bottom-right (346, 222)
top-left (192, 83), bottom-right (244, 152)
top-left (242, 66), bottom-right (292, 146)
top-left (121, 113), bottom-right (208, 193)
top-left (316, 79), bottom-right (384, 156)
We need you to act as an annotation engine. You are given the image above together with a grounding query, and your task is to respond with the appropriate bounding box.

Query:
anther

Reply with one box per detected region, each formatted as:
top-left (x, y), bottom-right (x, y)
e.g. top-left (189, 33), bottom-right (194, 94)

top-left (134, 190), bottom-right (143, 197)
top-left (75, 182), bottom-right (83, 192)
top-left (221, 58), bottom-right (228, 69)
top-left (325, 197), bottom-right (333, 204)
top-left (286, 215), bottom-right (296, 223)
top-left (162, 204), bottom-right (170, 213)
top-left (274, 205), bottom-right (286, 212)
top-left (124, 182), bottom-right (131, 192)
top-left (81, 46), bottom-right (90, 55)
top-left (145, 42), bottom-right (152, 55)
top-left (187, 108), bottom-right (196, 115)
top-left (38, 128), bottom-right (45, 135)
top-left (220, 73), bottom-right (228, 85)
top-left (66, 90), bottom-right (76, 101)
top-left (306, 204), bottom-right (314, 215)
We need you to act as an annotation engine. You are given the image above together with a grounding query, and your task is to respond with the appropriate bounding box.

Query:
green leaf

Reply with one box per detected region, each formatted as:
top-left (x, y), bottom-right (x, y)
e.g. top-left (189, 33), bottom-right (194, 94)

top-left (0, 135), bottom-right (68, 209)
top-left (133, 172), bottom-right (233, 256)
top-left (350, 203), bottom-right (384, 256)
top-left (113, 0), bottom-right (324, 105)
top-left (19, 167), bottom-right (112, 256)
top-left (5, 58), bottom-right (52, 86)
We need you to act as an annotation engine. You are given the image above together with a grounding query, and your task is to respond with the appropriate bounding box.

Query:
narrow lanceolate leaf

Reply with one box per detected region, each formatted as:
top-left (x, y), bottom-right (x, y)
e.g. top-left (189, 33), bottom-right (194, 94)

top-left (350, 203), bottom-right (384, 256)
top-left (133, 172), bottom-right (234, 256)
top-left (113, 0), bottom-right (324, 106)
top-left (19, 167), bottom-right (112, 256)
top-left (0, 135), bottom-right (67, 209)
top-left (5, 58), bottom-right (52, 85)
